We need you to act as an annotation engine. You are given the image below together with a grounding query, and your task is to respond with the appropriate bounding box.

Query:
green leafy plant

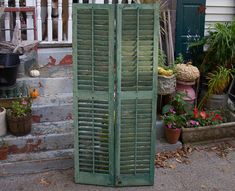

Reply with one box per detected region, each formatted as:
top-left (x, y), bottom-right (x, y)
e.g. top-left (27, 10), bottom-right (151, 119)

top-left (198, 66), bottom-right (234, 109)
top-left (162, 107), bottom-right (187, 129)
top-left (190, 20), bottom-right (235, 73)
top-left (174, 53), bottom-right (184, 65)
top-left (207, 66), bottom-right (234, 95)
top-left (10, 98), bottom-right (32, 118)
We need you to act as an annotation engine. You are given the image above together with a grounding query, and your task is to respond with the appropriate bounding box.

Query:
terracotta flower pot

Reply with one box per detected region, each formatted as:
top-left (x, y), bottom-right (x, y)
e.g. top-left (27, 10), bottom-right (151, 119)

top-left (165, 126), bottom-right (181, 144)
top-left (7, 113), bottom-right (32, 136)
top-left (0, 145), bottom-right (8, 160)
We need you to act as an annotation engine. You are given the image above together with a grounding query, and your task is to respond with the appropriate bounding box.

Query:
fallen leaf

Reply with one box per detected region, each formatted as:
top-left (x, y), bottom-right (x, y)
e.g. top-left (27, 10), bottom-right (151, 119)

top-left (39, 177), bottom-right (51, 186)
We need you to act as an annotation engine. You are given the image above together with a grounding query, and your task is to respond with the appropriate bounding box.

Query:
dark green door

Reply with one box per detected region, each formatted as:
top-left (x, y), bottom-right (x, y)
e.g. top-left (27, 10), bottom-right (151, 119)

top-left (175, 0), bottom-right (206, 59)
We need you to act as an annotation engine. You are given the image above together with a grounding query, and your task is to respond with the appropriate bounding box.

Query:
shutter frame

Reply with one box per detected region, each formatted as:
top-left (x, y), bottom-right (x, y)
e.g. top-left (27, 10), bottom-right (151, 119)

top-left (115, 4), bottom-right (159, 186)
top-left (73, 4), bottom-right (115, 186)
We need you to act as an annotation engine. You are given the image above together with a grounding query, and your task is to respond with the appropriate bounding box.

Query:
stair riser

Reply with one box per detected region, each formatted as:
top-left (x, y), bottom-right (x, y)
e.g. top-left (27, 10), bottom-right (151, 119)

top-left (31, 121), bottom-right (73, 135)
top-left (32, 104), bottom-right (73, 123)
top-left (4, 133), bottom-right (73, 154)
top-left (0, 158), bottom-right (73, 177)
top-left (17, 77), bottom-right (72, 96)
top-left (32, 94), bottom-right (73, 107)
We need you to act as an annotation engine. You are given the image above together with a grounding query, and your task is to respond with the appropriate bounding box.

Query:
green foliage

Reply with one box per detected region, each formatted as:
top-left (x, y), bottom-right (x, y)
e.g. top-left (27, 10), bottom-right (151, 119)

top-left (190, 20), bottom-right (235, 73)
top-left (11, 98), bottom-right (32, 118)
top-left (162, 93), bottom-right (191, 129)
top-left (174, 53), bottom-right (184, 65)
top-left (207, 66), bottom-right (234, 94)
top-left (158, 49), bottom-right (166, 67)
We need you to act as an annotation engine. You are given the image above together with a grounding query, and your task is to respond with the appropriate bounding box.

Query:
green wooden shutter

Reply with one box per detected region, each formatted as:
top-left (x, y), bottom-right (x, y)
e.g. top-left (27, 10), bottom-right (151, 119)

top-left (73, 4), bottom-right (115, 186)
top-left (115, 4), bottom-right (159, 186)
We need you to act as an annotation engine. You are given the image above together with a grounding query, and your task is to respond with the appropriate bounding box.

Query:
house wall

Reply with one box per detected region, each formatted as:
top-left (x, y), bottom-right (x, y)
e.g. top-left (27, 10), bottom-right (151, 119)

top-left (205, 0), bottom-right (235, 35)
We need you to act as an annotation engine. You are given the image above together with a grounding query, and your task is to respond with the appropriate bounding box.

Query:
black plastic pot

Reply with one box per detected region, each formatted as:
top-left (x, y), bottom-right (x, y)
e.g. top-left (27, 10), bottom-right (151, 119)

top-left (0, 53), bottom-right (20, 87)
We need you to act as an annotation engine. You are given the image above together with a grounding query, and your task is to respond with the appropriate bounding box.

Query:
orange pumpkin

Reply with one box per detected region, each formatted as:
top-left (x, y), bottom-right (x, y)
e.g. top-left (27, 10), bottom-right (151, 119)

top-left (30, 89), bottom-right (39, 99)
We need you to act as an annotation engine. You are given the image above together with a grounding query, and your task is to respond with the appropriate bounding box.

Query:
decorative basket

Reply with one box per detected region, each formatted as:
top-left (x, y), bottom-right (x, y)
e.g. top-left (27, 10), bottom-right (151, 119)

top-left (7, 112), bottom-right (32, 136)
top-left (158, 75), bottom-right (176, 95)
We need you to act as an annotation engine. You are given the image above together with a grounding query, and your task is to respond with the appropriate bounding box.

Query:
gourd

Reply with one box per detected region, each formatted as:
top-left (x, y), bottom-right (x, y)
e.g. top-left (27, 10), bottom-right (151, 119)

top-left (30, 89), bottom-right (39, 99)
top-left (175, 62), bottom-right (200, 82)
top-left (30, 69), bottom-right (40, 77)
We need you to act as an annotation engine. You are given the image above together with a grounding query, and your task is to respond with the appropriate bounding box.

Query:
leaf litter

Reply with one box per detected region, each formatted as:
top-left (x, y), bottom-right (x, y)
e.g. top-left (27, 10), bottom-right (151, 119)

top-left (155, 141), bottom-right (235, 168)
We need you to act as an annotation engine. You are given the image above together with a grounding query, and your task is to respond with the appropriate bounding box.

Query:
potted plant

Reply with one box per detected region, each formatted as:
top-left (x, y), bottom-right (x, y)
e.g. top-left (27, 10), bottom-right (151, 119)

top-left (199, 66), bottom-right (234, 109)
top-left (7, 98), bottom-right (32, 136)
top-left (0, 105), bottom-right (7, 136)
top-left (162, 106), bottom-right (186, 144)
top-left (0, 138), bottom-right (8, 160)
top-left (161, 93), bottom-right (189, 144)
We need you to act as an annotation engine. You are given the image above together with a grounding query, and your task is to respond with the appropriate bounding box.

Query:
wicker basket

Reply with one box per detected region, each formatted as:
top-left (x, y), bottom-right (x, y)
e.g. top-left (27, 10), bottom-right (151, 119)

top-left (158, 75), bottom-right (176, 95)
top-left (7, 113), bottom-right (32, 136)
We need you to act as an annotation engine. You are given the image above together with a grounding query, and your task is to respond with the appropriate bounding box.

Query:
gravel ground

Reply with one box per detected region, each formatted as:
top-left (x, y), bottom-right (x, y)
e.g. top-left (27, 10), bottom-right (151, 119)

top-left (0, 143), bottom-right (235, 191)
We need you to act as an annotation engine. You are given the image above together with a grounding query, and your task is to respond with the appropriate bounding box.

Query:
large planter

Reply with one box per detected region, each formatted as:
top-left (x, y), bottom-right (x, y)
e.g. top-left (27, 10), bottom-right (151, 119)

top-left (0, 107), bottom-right (7, 136)
top-left (158, 75), bottom-right (176, 95)
top-left (206, 94), bottom-right (228, 110)
top-left (7, 113), bottom-right (32, 136)
top-left (165, 126), bottom-right (181, 144)
top-left (182, 122), bottom-right (235, 144)
top-left (0, 53), bottom-right (20, 87)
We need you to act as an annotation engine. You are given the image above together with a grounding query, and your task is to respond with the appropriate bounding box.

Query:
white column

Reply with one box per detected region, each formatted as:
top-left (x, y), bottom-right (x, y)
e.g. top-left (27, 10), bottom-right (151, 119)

top-left (79, 0), bottom-right (83, 3)
top-left (118, 0), bottom-right (122, 4)
top-left (128, 0), bottom-right (132, 4)
top-left (4, 0), bottom-right (10, 41)
top-left (15, 0), bottom-right (21, 39)
top-left (26, 0), bottom-right (35, 40)
top-left (36, 0), bottom-right (42, 41)
top-left (58, 0), bottom-right (63, 41)
top-left (68, 0), bottom-right (73, 42)
top-left (95, 0), bottom-right (105, 3)
top-left (89, 0), bottom-right (92, 3)
top-left (47, 0), bottom-right (53, 41)
top-left (108, 0), bottom-right (112, 4)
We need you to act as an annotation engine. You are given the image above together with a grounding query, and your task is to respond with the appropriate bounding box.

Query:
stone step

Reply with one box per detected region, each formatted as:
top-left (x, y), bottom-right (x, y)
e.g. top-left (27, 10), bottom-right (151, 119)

top-left (4, 132), bottom-right (73, 155)
top-left (32, 102), bottom-right (73, 123)
top-left (0, 149), bottom-right (73, 177)
top-left (0, 139), bottom-right (183, 177)
top-left (32, 93), bottom-right (73, 107)
top-left (17, 77), bottom-right (72, 96)
top-left (31, 120), bottom-right (73, 135)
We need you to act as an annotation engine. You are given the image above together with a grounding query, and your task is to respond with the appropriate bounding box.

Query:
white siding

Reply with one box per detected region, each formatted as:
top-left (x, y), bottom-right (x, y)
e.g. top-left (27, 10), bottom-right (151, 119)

top-left (205, 0), bottom-right (235, 35)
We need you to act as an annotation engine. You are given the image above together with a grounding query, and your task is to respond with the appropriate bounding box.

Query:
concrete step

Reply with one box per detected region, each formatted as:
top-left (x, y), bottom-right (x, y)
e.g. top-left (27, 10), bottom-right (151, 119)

top-left (0, 139), bottom-right (183, 177)
top-left (32, 102), bottom-right (73, 123)
top-left (32, 93), bottom-right (73, 107)
top-left (31, 120), bottom-right (73, 135)
top-left (4, 132), bottom-right (73, 155)
top-left (0, 149), bottom-right (73, 177)
top-left (17, 77), bottom-right (72, 96)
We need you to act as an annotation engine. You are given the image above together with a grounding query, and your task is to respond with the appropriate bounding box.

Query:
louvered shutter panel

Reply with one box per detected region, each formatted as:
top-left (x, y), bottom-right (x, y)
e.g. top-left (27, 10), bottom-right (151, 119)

top-left (73, 4), bottom-right (115, 186)
top-left (115, 4), bottom-right (159, 186)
